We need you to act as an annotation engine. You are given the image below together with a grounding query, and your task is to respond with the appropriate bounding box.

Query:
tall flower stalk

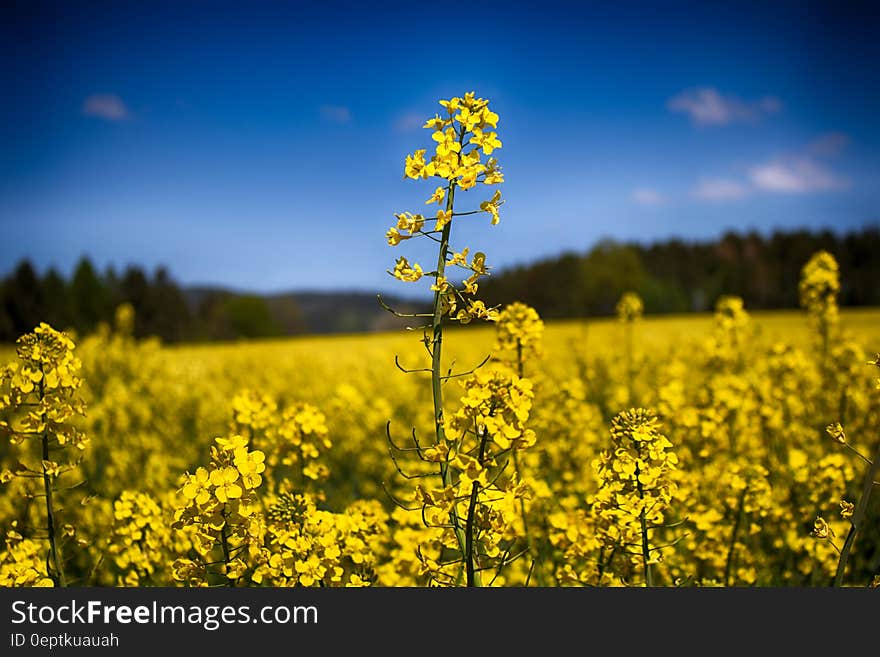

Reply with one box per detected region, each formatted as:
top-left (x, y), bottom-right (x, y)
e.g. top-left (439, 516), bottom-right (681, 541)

top-left (616, 292), bottom-right (643, 405)
top-left (591, 408), bottom-right (678, 587)
top-left (494, 302), bottom-right (544, 582)
top-left (0, 324), bottom-right (89, 587)
top-left (383, 92), bottom-right (505, 585)
top-left (799, 251), bottom-right (840, 373)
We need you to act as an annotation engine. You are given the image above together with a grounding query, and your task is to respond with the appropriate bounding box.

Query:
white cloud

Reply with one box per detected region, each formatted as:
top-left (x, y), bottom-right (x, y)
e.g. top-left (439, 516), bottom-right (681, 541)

top-left (393, 112), bottom-right (424, 132)
top-left (82, 94), bottom-right (130, 121)
top-left (748, 158), bottom-right (849, 193)
top-left (692, 178), bottom-right (748, 201)
top-left (631, 188), bottom-right (666, 205)
top-left (320, 105), bottom-right (352, 124)
top-left (667, 87), bottom-right (781, 126)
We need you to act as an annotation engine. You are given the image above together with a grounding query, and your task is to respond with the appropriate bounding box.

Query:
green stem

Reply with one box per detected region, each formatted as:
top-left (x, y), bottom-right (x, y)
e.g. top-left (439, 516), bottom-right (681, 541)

top-left (430, 176), bottom-right (471, 585)
top-left (39, 373), bottom-right (65, 587)
top-left (220, 507), bottom-right (235, 586)
top-left (833, 438), bottom-right (880, 586)
top-left (465, 427), bottom-right (491, 587)
top-left (464, 481), bottom-right (480, 587)
top-left (635, 466), bottom-right (653, 587)
top-left (724, 485), bottom-right (748, 586)
top-left (598, 545), bottom-right (618, 582)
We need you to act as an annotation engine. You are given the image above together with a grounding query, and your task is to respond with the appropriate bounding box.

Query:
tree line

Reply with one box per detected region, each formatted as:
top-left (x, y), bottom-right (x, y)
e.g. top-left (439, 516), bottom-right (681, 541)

top-left (477, 225), bottom-right (880, 319)
top-left (0, 258), bottom-right (301, 343)
top-left (2, 226), bottom-right (878, 342)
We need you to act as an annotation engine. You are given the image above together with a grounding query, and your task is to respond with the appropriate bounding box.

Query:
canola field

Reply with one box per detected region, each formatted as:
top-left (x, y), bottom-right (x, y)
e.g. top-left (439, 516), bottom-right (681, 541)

top-left (1, 301), bottom-right (878, 587)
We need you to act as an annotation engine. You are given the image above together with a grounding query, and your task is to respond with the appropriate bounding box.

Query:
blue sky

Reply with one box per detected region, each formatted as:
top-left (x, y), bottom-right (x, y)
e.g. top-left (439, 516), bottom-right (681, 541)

top-left (1, 0), bottom-right (878, 294)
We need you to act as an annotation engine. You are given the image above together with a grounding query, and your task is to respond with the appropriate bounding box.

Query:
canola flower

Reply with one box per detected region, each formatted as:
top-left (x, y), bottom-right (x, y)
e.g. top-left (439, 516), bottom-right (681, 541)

top-left (171, 435), bottom-right (266, 585)
top-left (495, 302), bottom-right (545, 374)
top-left (0, 323), bottom-right (89, 586)
top-left (591, 408), bottom-right (678, 586)
top-left (799, 250), bottom-right (840, 364)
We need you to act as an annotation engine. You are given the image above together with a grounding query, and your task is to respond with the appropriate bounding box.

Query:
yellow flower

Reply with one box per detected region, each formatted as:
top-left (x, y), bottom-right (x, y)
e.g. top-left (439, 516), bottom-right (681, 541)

top-left (479, 189), bottom-right (503, 225)
top-left (233, 448), bottom-right (266, 489)
top-left (423, 114), bottom-right (447, 130)
top-left (215, 434), bottom-right (249, 452)
top-left (431, 276), bottom-right (450, 293)
top-left (425, 186), bottom-right (446, 205)
top-left (825, 422), bottom-right (846, 444)
top-left (811, 516), bottom-right (832, 540)
top-left (616, 292), bottom-right (644, 322)
top-left (470, 127), bottom-right (502, 155)
top-left (447, 248), bottom-right (470, 268)
top-left (404, 149), bottom-right (427, 179)
top-left (391, 257), bottom-right (423, 283)
top-left (480, 107), bottom-right (499, 128)
top-left (210, 467), bottom-right (242, 503)
top-left (182, 467), bottom-right (212, 505)
top-left (435, 209), bottom-right (452, 231)
top-left (386, 227), bottom-right (406, 246)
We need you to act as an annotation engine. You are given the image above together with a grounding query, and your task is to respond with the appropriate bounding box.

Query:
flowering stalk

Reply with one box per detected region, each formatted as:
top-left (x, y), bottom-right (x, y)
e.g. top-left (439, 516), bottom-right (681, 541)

top-left (592, 408), bottom-right (678, 587)
top-left (0, 324), bottom-right (88, 588)
top-left (384, 92), bottom-right (505, 586)
top-left (171, 435), bottom-right (266, 586)
top-left (616, 292), bottom-right (643, 405)
top-left (799, 251), bottom-right (839, 375)
top-left (38, 376), bottom-right (64, 587)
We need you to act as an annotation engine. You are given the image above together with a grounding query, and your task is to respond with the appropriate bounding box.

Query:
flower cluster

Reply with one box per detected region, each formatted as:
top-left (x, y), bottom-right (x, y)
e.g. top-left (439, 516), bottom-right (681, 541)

top-left (252, 493), bottom-right (386, 587)
top-left (230, 391), bottom-right (331, 492)
top-left (448, 368), bottom-right (536, 451)
top-left (494, 302), bottom-right (544, 367)
top-left (591, 409), bottom-right (678, 582)
top-left (402, 92), bottom-right (503, 188)
top-left (271, 403), bottom-right (332, 485)
top-left (798, 250), bottom-right (840, 338)
top-left (0, 323), bottom-right (89, 586)
top-left (615, 292), bottom-right (644, 323)
top-left (410, 366), bottom-right (536, 585)
top-left (0, 528), bottom-right (54, 586)
top-left (714, 295), bottom-right (750, 334)
top-left (171, 435), bottom-right (266, 585)
top-left (708, 296), bottom-right (752, 368)
top-left (0, 323), bottom-right (87, 450)
top-left (231, 389), bottom-right (278, 437)
top-left (106, 491), bottom-right (174, 586)
top-left (386, 92), bottom-right (504, 325)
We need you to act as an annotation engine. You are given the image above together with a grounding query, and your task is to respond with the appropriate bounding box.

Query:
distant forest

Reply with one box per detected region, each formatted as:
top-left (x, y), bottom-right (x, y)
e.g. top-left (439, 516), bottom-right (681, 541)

top-left (0, 259), bottom-right (293, 343)
top-left (0, 259), bottom-right (419, 343)
top-left (1, 226), bottom-right (878, 343)
top-left (477, 226), bottom-right (880, 319)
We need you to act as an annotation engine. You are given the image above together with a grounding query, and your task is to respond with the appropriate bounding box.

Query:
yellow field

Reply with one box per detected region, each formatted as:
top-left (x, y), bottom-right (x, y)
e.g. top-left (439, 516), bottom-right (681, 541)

top-left (1, 302), bottom-right (878, 588)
